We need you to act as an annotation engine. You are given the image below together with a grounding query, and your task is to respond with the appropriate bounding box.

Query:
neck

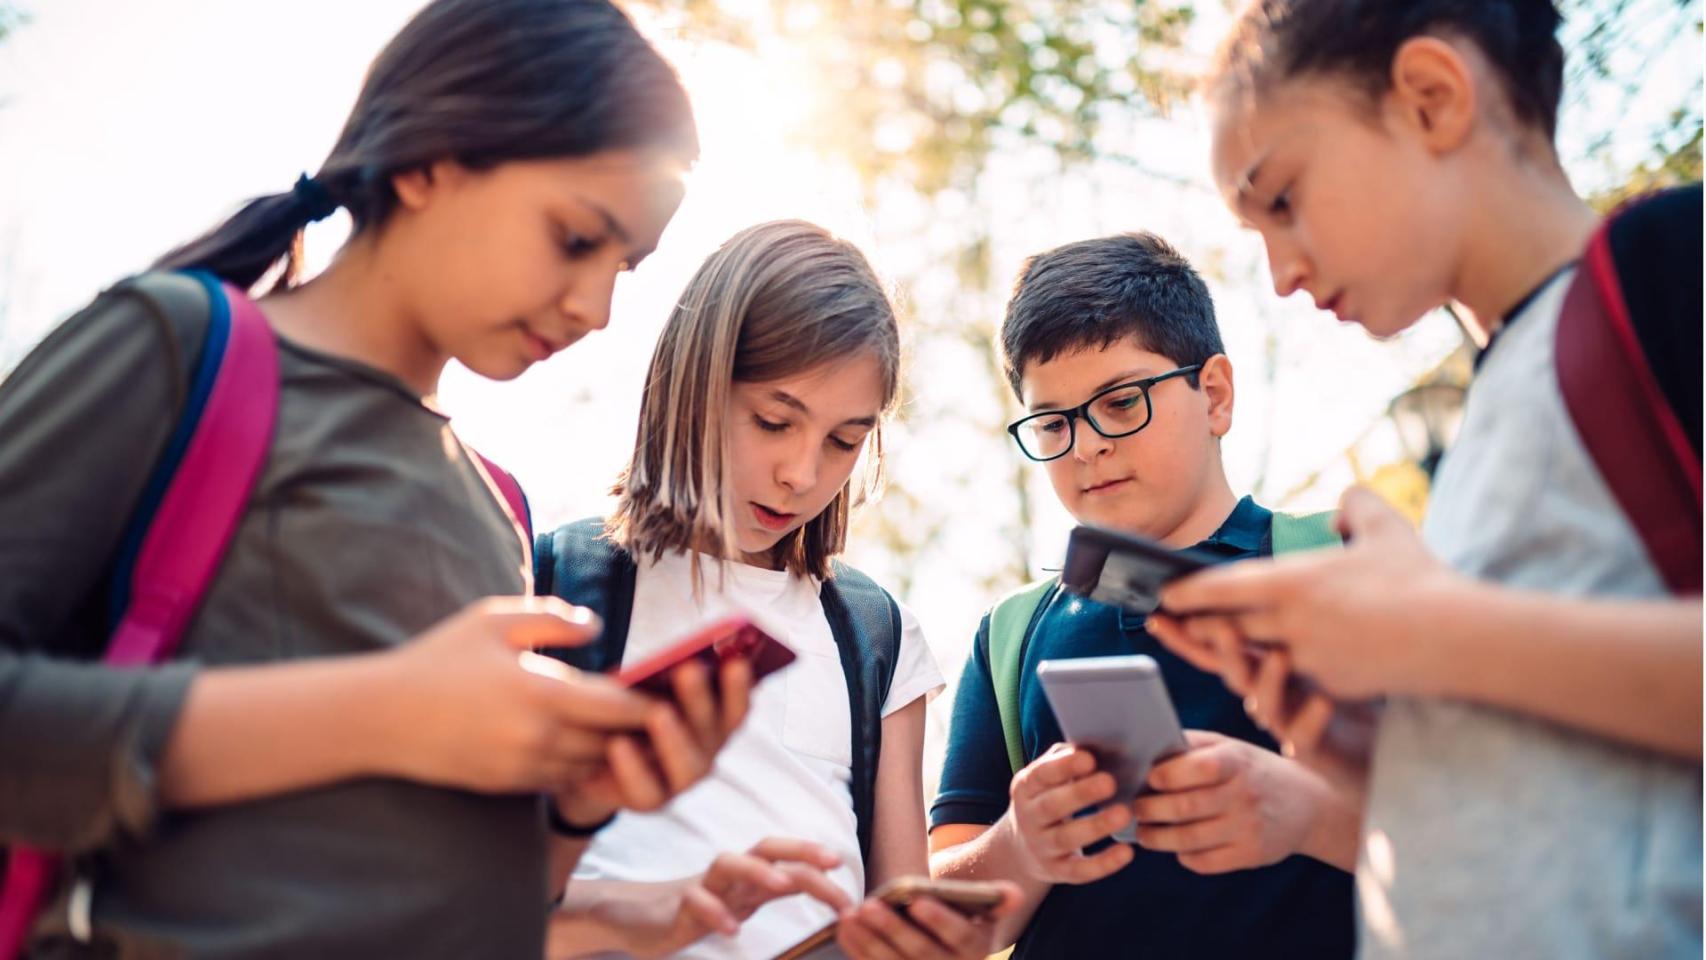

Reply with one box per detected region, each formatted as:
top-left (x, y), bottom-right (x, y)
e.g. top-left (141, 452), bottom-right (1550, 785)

top-left (258, 238), bottom-right (448, 397)
top-left (1156, 470), bottom-right (1240, 548)
top-left (1451, 153), bottom-right (1599, 340)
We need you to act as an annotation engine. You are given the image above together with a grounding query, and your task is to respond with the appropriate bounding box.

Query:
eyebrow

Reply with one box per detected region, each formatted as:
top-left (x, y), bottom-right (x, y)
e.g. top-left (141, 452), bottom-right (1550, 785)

top-left (1231, 152), bottom-right (1270, 213)
top-left (769, 389), bottom-right (879, 429)
top-left (1028, 368), bottom-right (1156, 412)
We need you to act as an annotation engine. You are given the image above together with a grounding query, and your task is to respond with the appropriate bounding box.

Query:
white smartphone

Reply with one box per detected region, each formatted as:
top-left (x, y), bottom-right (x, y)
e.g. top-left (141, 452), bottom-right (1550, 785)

top-left (1036, 654), bottom-right (1189, 844)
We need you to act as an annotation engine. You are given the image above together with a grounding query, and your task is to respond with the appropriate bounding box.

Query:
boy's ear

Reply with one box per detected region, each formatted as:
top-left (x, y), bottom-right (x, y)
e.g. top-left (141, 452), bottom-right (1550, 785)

top-left (1200, 354), bottom-right (1235, 439)
top-left (1387, 36), bottom-right (1476, 153)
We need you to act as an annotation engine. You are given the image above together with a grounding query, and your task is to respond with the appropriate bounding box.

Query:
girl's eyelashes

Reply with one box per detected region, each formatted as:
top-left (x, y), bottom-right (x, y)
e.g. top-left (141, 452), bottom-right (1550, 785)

top-left (754, 415), bottom-right (789, 433)
top-left (828, 435), bottom-right (860, 453)
top-left (557, 225), bottom-right (606, 259)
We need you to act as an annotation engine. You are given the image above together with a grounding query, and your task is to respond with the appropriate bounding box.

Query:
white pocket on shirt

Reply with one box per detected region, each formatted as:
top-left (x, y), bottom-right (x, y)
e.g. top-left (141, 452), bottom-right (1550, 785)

top-left (781, 649), bottom-right (854, 768)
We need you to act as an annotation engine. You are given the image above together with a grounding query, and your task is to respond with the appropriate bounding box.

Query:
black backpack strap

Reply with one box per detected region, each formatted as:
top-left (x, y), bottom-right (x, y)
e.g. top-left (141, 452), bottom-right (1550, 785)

top-left (532, 517), bottom-right (637, 672)
top-left (818, 561), bottom-right (902, 871)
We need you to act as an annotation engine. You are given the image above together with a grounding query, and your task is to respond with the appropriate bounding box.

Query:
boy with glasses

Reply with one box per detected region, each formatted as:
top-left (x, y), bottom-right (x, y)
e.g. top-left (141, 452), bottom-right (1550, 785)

top-left (927, 233), bottom-right (1359, 957)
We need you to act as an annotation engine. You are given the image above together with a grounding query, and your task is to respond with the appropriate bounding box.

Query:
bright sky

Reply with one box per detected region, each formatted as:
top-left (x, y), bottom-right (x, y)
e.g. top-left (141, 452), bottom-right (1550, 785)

top-left (0, 0), bottom-right (1694, 785)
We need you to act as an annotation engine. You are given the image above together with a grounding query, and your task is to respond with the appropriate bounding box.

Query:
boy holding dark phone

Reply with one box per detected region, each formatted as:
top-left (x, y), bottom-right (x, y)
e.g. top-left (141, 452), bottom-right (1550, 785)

top-left (927, 233), bottom-right (1360, 957)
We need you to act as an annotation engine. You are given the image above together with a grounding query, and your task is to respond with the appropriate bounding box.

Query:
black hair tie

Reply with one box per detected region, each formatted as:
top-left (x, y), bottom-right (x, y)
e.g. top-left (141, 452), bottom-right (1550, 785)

top-left (292, 173), bottom-right (339, 224)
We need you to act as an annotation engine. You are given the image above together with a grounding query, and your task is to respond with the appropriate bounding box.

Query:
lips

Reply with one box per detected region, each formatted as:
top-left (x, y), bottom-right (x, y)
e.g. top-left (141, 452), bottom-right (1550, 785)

top-left (1083, 477), bottom-right (1132, 495)
top-left (520, 325), bottom-right (572, 362)
top-left (752, 502), bottom-right (797, 531)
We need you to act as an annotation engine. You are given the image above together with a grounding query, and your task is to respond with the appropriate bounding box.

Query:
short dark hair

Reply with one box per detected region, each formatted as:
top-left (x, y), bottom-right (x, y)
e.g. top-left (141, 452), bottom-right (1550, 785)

top-left (1000, 232), bottom-right (1224, 398)
top-left (1212, 0), bottom-right (1566, 139)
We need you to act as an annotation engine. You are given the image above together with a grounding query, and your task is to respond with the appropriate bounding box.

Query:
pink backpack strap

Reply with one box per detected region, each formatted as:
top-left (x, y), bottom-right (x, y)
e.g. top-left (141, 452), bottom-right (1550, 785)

top-left (0, 279), bottom-right (278, 959)
top-left (1557, 221), bottom-right (1703, 595)
top-left (476, 454), bottom-right (533, 545)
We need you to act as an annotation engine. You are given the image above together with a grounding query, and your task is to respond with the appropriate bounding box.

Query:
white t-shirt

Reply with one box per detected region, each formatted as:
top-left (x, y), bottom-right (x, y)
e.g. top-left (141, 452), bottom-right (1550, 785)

top-left (1359, 269), bottom-right (1702, 959)
top-left (573, 550), bottom-right (944, 960)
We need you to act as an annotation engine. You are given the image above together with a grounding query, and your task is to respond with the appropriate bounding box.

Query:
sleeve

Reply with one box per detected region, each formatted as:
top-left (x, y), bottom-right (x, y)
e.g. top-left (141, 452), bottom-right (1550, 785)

top-left (927, 615), bottom-right (1015, 829)
top-left (879, 599), bottom-right (944, 717)
top-left (0, 280), bottom-right (206, 851)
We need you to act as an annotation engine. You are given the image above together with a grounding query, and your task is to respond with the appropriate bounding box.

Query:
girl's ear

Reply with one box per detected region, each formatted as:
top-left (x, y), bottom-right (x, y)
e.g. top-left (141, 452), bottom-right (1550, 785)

top-left (1387, 36), bottom-right (1477, 153)
top-left (391, 160), bottom-right (466, 212)
top-left (1199, 354), bottom-right (1235, 439)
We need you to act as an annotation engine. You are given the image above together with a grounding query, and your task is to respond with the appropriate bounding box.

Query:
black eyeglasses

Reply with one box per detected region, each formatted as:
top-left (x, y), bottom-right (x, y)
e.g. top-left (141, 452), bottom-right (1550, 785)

top-left (1006, 365), bottom-right (1202, 462)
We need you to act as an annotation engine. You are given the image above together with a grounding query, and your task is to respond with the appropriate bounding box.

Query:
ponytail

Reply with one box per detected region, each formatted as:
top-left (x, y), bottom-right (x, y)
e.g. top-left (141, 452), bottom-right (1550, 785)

top-left (154, 174), bottom-right (342, 292)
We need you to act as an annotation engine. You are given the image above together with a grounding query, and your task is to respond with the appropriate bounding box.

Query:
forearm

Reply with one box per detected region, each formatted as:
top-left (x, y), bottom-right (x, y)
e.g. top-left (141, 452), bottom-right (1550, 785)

top-left (551, 877), bottom-right (681, 960)
top-left (1411, 583), bottom-right (1701, 759)
top-left (548, 834), bottom-right (592, 904)
top-left (929, 816), bottom-right (1049, 949)
top-left (1296, 777), bottom-right (1362, 872)
top-left (158, 653), bottom-right (403, 808)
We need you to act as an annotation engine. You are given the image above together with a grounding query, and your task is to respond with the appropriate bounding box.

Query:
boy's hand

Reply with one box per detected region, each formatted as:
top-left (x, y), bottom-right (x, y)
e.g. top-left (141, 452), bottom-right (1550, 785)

top-left (1148, 617), bottom-right (1377, 795)
top-left (1155, 487), bottom-right (1458, 700)
top-left (835, 884), bottom-right (1023, 960)
top-left (1000, 743), bottom-right (1136, 885)
top-left (554, 656), bottom-right (753, 827)
top-left (1133, 730), bottom-right (1343, 874)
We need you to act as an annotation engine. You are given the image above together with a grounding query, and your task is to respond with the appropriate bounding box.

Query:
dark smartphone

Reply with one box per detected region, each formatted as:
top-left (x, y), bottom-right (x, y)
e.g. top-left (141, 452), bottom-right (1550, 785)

top-left (772, 878), bottom-right (1008, 960)
top-left (614, 614), bottom-right (795, 698)
top-left (1061, 523), bottom-right (1216, 614)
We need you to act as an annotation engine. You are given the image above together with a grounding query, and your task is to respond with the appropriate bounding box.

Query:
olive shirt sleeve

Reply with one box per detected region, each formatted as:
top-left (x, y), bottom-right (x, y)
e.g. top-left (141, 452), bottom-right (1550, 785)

top-left (0, 277), bottom-right (207, 852)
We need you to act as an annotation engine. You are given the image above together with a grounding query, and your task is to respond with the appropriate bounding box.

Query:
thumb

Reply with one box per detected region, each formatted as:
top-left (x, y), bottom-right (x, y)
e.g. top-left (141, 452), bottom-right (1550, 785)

top-left (1335, 486), bottom-right (1413, 545)
top-left (1181, 729), bottom-right (1225, 750)
top-left (472, 596), bottom-right (604, 650)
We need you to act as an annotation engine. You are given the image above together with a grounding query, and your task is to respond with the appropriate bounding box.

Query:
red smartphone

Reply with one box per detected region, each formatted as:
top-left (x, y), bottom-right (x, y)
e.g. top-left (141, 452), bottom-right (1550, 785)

top-left (614, 614), bottom-right (796, 698)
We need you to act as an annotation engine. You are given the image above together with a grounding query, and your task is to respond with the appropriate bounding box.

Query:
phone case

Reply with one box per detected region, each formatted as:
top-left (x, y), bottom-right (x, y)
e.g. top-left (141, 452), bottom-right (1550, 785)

top-left (615, 614), bottom-right (796, 697)
top-left (1061, 524), bottom-right (1214, 614)
top-left (1036, 654), bottom-right (1189, 843)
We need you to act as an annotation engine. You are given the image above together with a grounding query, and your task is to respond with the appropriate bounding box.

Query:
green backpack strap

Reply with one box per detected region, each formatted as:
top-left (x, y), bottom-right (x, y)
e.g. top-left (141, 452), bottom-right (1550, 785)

top-left (1269, 510), bottom-right (1342, 554)
top-left (988, 577), bottom-right (1057, 775)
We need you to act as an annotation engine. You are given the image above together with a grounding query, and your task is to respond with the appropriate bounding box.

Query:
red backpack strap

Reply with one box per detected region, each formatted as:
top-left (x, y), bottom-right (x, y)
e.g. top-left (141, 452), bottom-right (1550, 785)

top-left (0, 276), bottom-right (279, 959)
top-left (477, 454), bottom-right (533, 545)
top-left (1556, 218), bottom-right (1703, 595)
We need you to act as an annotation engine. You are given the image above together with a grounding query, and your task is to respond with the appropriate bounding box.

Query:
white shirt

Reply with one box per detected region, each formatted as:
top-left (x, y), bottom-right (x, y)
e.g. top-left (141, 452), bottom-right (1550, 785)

top-left (1359, 269), bottom-right (1703, 959)
top-left (574, 550), bottom-right (944, 960)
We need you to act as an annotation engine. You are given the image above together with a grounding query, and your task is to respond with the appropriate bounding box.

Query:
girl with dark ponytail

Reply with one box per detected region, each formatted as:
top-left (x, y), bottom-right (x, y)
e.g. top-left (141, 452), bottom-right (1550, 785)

top-left (0, 2), bottom-right (747, 956)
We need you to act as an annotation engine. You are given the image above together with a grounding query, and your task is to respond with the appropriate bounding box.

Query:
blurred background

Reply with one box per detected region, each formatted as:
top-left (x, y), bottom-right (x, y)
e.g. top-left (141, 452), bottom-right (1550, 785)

top-left (0, 0), bottom-right (1698, 790)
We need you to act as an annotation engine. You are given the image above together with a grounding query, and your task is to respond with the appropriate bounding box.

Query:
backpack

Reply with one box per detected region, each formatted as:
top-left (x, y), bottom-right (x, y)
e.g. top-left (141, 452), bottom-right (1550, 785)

top-left (1555, 184), bottom-right (1702, 595)
top-left (986, 510), bottom-right (1341, 774)
top-left (532, 518), bottom-right (901, 869)
top-left (0, 272), bottom-right (531, 959)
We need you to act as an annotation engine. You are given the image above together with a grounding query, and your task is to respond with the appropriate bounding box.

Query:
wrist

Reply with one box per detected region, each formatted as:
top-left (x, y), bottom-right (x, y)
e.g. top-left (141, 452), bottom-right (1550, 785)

top-left (337, 652), bottom-right (415, 781)
top-left (995, 808), bottom-right (1044, 882)
top-left (1296, 774), bottom-right (1360, 872)
top-left (549, 794), bottom-right (618, 837)
top-left (1397, 570), bottom-right (1479, 698)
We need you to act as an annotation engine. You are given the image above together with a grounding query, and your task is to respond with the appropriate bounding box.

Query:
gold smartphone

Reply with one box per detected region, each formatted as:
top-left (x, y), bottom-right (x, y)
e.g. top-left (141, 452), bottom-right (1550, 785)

top-left (771, 877), bottom-right (1007, 960)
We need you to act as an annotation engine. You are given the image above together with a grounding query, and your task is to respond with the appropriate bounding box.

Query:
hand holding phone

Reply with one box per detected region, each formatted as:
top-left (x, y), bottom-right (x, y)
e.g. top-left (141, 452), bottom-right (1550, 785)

top-left (773, 878), bottom-right (1012, 960)
top-left (1061, 524), bottom-right (1214, 614)
top-left (1036, 654), bottom-right (1189, 844)
top-left (615, 614), bottom-right (796, 698)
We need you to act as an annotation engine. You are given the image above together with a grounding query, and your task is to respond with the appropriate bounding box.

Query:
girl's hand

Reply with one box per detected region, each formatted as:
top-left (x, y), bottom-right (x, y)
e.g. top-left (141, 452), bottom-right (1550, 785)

top-left (375, 596), bottom-right (655, 793)
top-left (553, 656), bottom-right (754, 827)
top-left (1155, 487), bottom-right (1457, 701)
top-left (1133, 730), bottom-right (1343, 874)
top-left (835, 884), bottom-right (1022, 960)
top-left (640, 839), bottom-right (850, 958)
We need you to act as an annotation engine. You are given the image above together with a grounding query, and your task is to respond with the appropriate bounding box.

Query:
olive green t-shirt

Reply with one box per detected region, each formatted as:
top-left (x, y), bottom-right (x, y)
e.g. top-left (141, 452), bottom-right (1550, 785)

top-left (0, 273), bottom-right (543, 958)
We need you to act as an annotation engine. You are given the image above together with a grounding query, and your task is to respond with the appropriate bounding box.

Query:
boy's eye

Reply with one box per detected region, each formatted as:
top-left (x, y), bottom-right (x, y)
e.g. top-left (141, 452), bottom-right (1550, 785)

top-left (754, 416), bottom-right (789, 433)
top-left (1036, 415), bottom-right (1069, 435)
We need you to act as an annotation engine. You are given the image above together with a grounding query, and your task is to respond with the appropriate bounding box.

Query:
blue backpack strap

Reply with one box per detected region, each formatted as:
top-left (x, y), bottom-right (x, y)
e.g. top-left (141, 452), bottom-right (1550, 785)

top-left (106, 271), bottom-right (228, 625)
top-left (819, 561), bottom-right (902, 872)
top-left (532, 518), bottom-right (636, 673)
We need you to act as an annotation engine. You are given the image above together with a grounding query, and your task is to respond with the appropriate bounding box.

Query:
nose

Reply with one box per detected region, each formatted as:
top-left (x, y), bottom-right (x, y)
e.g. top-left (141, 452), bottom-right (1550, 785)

top-left (1265, 233), bottom-right (1311, 299)
top-left (775, 436), bottom-right (820, 495)
top-left (1070, 416), bottom-right (1114, 463)
top-left (558, 262), bottom-right (619, 333)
